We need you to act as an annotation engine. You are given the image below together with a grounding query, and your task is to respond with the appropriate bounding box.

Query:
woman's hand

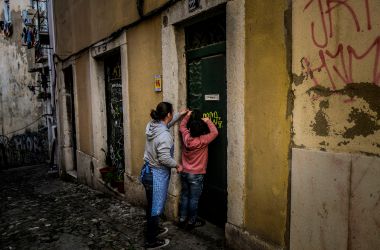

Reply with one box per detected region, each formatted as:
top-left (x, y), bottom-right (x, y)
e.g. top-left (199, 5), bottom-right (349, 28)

top-left (176, 164), bottom-right (183, 173)
top-left (179, 108), bottom-right (189, 116)
top-left (186, 110), bottom-right (192, 116)
top-left (202, 117), bottom-right (210, 122)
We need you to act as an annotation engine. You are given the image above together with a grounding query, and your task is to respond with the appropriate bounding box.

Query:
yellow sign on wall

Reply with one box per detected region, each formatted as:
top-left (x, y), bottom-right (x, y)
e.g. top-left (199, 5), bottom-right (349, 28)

top-left (154, 74), bottom-right (162, 92)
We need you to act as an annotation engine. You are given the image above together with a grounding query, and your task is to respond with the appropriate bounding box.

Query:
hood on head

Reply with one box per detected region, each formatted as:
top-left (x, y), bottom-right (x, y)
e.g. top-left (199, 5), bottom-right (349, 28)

top-left (146, 120), bottom-right (168, 140)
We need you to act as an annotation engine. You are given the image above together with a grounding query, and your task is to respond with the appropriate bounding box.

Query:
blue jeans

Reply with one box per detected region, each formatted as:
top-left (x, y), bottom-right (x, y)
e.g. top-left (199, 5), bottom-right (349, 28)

top-left (141, 163), bottom-right (170, 244)
top-left (179, 173), bottom-right (204, 224)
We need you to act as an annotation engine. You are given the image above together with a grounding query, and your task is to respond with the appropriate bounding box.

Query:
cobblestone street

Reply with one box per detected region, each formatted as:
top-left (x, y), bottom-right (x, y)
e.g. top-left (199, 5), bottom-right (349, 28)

top-left (0, 165), bottom-right (224, 250)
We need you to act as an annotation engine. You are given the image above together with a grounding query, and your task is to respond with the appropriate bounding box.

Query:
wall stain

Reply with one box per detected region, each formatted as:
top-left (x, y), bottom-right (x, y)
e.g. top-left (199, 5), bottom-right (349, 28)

top-left (338, 140), bottom-right (351, 146)
top-left (311, 109), bottom-right (329, 136)
top-left (343, 108), bottom-right (380, 139)
top-left (292, 73), bottom-right (305, 86)
top-left (319, 100), bottom-right (329, 109)
top-left (287, 88), bottom-right (295, 118)
top-left (285, 3), bottom-right (294, 123)
top-left (307, 83), bottom-right (380, 119)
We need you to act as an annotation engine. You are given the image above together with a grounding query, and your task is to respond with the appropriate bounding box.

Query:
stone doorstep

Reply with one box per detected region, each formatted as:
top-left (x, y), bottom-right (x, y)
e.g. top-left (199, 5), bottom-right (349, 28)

top-left (97, 177), bottom-right (126, 198)
top-left (66, 170), bottom-right (78, 179)
top-left (163, 219), bottom-right (225, 244)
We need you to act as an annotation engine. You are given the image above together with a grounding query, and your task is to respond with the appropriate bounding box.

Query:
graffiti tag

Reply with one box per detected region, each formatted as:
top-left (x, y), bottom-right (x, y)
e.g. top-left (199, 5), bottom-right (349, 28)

top-left (203, 111), bottom-right (223, 129)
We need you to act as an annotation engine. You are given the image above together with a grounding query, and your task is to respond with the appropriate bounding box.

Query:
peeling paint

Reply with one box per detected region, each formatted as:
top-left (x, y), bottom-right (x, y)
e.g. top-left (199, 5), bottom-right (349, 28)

top-left (307, 83), bottom-right (380, 120)
top-left (319, 100), bottom-right (329, 109)
top-left (343, 108), bottom-right (380, 139)
top-left (292, 73), bottom-right (305, 86)
top-left (338, 141), bottom-right (351, 146)
top-left (0, 1), bottom-right (44, 136)
top-left (286, 88), bottom-right (294, 118)
top-left (311, 109), bottom-right (329, 136)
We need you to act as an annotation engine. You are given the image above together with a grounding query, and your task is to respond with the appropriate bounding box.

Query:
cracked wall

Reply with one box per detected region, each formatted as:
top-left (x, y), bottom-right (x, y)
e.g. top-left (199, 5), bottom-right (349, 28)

top-left (291, 1), bottom-right (380, 249)
top-left (292, 0), bottom-right (380, 156)
top-left (0, 0), bottom-right (43, 136)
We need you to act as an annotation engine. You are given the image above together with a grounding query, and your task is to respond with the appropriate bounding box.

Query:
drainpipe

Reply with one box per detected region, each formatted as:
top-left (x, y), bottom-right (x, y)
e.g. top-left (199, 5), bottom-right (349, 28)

top-left (47, 0), bottom-right (58, 170)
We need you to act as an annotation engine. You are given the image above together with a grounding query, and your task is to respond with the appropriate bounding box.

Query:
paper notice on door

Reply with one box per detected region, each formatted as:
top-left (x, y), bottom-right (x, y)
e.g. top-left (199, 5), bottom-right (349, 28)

top-left (205, 94), bottom-right (220, 101)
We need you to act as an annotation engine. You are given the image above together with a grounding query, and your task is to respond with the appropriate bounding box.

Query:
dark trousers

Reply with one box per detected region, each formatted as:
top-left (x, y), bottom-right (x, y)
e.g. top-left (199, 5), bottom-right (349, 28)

top-left (142, 169), bottom-right (159, 244)
top-left (179, 172), bottom-right (204, 224)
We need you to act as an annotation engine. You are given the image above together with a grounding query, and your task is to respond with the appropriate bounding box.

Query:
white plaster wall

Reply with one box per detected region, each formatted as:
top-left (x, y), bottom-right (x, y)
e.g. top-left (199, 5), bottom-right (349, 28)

top-left (0, 0), bottom-right (44, 136)
top-left (291, 148), bottom-right (380, 250)
top-left (291, 149), bottom-right (350, 250)
top-left (350, 155), bottom-right (380, 250)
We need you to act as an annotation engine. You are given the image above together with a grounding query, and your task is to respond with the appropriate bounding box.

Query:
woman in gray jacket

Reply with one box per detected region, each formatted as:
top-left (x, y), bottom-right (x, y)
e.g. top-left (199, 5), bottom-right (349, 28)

top-left (141, 102), bottom-right (185, 249)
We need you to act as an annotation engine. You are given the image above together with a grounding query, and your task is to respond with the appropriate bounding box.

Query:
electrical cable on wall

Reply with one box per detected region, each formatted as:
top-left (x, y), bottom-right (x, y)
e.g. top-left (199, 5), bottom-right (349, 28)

top-left (1, 114), bottom-right (52, 136)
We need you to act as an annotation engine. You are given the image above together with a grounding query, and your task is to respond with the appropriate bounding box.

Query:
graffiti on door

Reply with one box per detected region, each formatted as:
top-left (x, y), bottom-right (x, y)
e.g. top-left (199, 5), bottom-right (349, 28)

top-left (203, 111), bottom-right (223, 129)
top-left (105, 55), bottom-right (125, 177)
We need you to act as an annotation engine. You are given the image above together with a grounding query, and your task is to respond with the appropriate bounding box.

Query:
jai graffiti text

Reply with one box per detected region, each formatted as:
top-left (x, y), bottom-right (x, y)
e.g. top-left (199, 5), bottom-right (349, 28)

top-left (302, 0), bottom-right (380, 89)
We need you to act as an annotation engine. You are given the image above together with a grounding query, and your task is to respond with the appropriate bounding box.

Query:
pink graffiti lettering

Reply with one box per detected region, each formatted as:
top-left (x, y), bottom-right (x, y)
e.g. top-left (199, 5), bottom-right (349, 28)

top-left (304, 0), bottom-right (372, 48)
top-left (302, 0), bottom-right (379, 89)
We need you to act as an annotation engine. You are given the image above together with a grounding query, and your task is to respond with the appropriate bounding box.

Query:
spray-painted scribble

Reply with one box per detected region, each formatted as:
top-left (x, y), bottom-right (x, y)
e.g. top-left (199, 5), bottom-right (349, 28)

top-left (0, 129), bottom-right (48, 169)
top-left (203, 111), bottom-right (223, 129)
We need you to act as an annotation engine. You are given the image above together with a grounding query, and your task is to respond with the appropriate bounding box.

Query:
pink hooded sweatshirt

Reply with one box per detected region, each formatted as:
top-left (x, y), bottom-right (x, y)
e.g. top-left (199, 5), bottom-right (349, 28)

top-left (179, 114), bottom-right (218, 174)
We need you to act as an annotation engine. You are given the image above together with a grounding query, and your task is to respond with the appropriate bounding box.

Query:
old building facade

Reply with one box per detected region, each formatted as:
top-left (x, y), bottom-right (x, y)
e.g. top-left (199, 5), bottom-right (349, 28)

top-left (52, 0), bottom-right (380, 249)
top-left (0, 0), bottom-right (54, 168)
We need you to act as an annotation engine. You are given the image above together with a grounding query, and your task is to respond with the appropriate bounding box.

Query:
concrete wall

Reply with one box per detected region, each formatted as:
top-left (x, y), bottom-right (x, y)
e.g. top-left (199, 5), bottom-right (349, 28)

top-left (292, 0), bottom-right (380, 155)
top-left (55, 13), bottom-right (164, 205)
top-left (126, 15), bottom-right (163, 177)
top-left (291, 0), bottom-right (380, 249)
top-left (123, 15), bottom-right (164, 205)
top-left (74, 52), bottom-right (93, 156)
top-left (0, 0), bottom-right (44, 137)
top-left (53, 0), bottom-right (170, 58)
top-left (244, 0), bottom-right (291, 247)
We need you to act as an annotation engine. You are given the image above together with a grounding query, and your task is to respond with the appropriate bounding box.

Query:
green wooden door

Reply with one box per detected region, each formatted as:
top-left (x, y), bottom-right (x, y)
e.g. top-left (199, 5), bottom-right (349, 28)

top-left (186, 15), bottom-right (227, 227)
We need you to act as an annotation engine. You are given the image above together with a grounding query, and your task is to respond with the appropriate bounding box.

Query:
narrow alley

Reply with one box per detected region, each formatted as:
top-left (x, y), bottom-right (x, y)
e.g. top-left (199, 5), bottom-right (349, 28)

top-left (1, 0), bottom-right (379, 249)
top-left (0, 165), bottom-right (224, 250)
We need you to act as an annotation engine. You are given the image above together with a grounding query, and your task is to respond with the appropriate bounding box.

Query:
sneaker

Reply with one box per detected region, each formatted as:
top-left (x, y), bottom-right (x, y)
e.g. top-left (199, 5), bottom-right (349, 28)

top-left (177, 220), bottom-right (187, 229)
top-left (156, 226), bottom-right (168, 237)
top-left (145, 239), bottom-right (170, 249)
top-left (187, 218), bottom-right (205, 230)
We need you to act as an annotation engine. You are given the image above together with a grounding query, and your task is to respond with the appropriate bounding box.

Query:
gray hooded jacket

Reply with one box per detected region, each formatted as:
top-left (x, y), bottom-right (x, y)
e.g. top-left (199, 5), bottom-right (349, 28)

top-left (143, 113), bottom-right (181, 169)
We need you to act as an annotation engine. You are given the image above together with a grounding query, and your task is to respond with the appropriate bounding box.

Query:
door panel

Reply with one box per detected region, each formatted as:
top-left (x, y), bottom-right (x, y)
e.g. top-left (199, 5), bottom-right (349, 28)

top-left (187, 42), bottom-right (227, 226)
top-left (199, 53), bottom-right (227, 227)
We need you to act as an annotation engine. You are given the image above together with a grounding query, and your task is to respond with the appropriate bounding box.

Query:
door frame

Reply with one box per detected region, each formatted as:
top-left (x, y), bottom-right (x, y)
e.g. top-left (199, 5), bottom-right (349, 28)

top-left (62, 65), bottom-right (77, 171)
top-left (161, 0), bottom-right (246, 227)
top-left (89, 32), bottom-right (132, 179)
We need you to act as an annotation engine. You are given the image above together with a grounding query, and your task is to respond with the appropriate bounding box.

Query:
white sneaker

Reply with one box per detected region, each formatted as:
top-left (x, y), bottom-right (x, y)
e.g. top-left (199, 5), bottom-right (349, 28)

top-left (145, 238), bottom-right (170, 249)
top-left (156, 227), bottom-right (169, 237)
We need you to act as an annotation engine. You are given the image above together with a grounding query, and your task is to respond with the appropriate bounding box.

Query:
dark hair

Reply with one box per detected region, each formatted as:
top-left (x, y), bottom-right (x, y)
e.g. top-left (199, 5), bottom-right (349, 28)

top-left (150, 102), bottom-right (173, 121)
top-left (187, 109), bottom-right (210, 137)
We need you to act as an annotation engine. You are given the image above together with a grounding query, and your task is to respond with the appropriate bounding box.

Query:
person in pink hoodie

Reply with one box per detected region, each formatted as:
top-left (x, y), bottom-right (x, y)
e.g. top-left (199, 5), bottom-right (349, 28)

top-left (178, 110), bottom-right (218, 230)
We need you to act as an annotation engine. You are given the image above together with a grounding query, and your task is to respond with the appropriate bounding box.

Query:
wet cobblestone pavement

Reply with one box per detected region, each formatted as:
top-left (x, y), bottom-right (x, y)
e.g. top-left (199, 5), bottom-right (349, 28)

top-left (0, 165), bottom-right (224, 250)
